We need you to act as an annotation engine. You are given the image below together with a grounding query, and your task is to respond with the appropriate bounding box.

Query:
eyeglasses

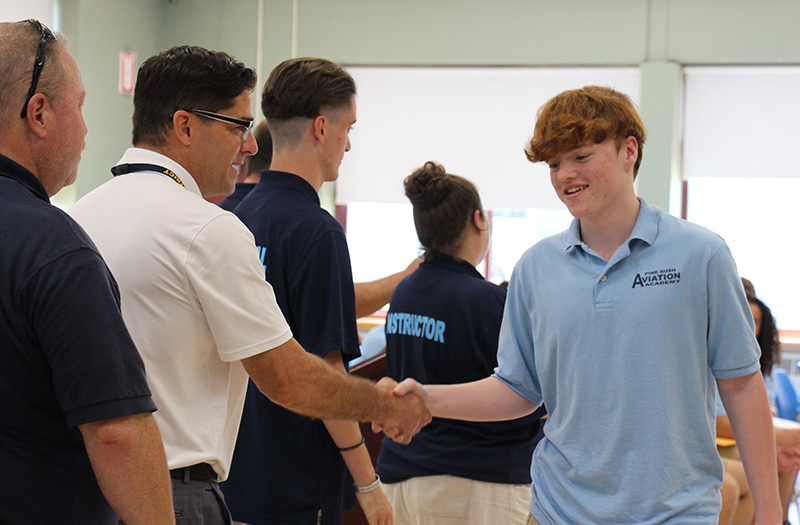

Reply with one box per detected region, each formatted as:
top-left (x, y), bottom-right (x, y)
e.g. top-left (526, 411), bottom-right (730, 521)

top-left (20, 19), bottom-right (57, 119)
top-left (188, 109), bottom-right (254, 142)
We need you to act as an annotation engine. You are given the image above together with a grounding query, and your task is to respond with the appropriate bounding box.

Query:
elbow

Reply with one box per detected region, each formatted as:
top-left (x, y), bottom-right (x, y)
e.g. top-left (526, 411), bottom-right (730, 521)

top-left (258, 376), bottom-right (301, 409)
top-left (249, 361), bottom-right (308, 412)
top-left (79, 413), bottom-right (151, 453)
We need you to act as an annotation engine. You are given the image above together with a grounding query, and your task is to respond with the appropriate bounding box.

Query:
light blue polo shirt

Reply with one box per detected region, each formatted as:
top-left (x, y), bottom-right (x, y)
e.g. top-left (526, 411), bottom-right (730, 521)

top-left (495, 199), bottom-right (760, 524)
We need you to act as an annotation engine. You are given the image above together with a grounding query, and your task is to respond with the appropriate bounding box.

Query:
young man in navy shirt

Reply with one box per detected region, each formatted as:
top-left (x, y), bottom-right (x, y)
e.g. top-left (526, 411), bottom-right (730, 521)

top-left (393, 86), bottom-right (781, 524)
top-left (224, 58), bottom-right (418, 525)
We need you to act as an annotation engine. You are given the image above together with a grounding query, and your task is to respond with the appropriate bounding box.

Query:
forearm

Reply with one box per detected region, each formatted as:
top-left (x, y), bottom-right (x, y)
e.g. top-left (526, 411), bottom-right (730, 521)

top-left (321, 351), bottom-right (379, 486)
top-left (354, 279), bottom-right (400, 318)
top-left (246, 340), bottom-right (385, 420)
top-left (243, 338), bottom-right (429, 441)
top-left (426, 376), bottom-right (538, 421)
top-left (718, 372), bottom-right (782, 522)
top-left (80, 412), bottom-right (174, 524)
top-left (354, 258), bottom-right (421, 318)
top-left (326, 418), bottom-right (393, 524)
top-left (324, 419), bottom-right (377, 485)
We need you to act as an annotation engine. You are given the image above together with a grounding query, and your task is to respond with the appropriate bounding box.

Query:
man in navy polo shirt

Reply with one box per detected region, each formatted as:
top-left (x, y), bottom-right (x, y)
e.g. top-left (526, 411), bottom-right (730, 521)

top-left (0, 20), bottom-right (173, 524)
top-left (393, 86), bottom-right (781, 523)
top-left (223, 58), bottom-right (418, 525)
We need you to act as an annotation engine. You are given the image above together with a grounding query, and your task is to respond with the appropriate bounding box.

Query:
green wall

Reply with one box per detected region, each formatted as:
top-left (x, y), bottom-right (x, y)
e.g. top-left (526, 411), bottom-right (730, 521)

top-left (57, 0), bottom-right (800, 212)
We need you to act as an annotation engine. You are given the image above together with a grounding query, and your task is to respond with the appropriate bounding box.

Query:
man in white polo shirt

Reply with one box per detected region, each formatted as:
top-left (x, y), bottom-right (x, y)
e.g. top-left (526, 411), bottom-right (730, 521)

top-left (69, 45), bottom-right (429, 525)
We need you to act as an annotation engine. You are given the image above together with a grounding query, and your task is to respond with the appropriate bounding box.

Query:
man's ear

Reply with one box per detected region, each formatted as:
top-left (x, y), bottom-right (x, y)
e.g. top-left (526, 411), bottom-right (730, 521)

top-left (312, 114), bottom-right (327, 143)
top-left (173, 110), bottom-right (194, 146)
top-left (623, 135), bottom-right (638, 165)
top-left (24, 93), bottom-right (50, 139)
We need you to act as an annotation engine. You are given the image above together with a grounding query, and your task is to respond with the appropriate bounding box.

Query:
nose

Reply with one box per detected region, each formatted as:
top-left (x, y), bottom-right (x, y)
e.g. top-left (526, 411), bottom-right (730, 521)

top-left (242, 129), bottom-right (258, 155)
top-left (345, 135), bottom-right (351, 152)
top-left (557, 163), bottom-right (578, 183)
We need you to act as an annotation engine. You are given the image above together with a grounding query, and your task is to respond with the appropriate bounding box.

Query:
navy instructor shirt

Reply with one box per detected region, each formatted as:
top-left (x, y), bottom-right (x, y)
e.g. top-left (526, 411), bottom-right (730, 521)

top-left (0, 153), bottom-right (155, 524)
top-left (378, 252), bottom-right (544, 484)
top-left (223, 171), bottom-right (360, 524)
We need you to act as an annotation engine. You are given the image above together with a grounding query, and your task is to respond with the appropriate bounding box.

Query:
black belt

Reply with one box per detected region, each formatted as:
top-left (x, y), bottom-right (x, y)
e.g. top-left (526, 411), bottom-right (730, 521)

top-left (170, 463), bottom-right (217, 482)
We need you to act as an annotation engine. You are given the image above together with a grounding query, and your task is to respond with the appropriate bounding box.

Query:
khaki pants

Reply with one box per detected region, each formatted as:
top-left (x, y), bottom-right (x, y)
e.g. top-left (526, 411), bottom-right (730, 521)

top-left (526, 514), bottom-right (540, 525)
top-left (382, 474), bottom-right (530, 525)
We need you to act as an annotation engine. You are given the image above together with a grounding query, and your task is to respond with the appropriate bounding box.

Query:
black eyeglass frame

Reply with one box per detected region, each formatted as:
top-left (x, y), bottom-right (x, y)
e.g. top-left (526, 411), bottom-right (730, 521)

top-left (20, 19), bottom-right (57, 119)
top-left (187, 109), bottom-right (254, 142)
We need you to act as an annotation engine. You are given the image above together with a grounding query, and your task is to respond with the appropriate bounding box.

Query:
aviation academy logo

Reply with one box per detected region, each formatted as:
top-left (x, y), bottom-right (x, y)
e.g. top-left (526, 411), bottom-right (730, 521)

top-left (632, 267), bottom-right (681, 289)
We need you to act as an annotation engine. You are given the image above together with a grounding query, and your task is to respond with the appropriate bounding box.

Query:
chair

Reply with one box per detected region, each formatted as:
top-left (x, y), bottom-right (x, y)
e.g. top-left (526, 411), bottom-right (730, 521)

top-left (774, 368), bottom-right (799, 421)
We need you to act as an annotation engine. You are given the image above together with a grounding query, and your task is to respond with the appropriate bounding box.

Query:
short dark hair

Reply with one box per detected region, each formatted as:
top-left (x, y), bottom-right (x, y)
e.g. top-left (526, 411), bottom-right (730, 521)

top-left (132, 46), bottom-right (257, 146)
top-left (261, 57), bottom-right (355, 122)
top-left (245, 121), bottom-right (272, 175)
top-left (525, 85), bottom-right (647, 178)
top-left (404, 161), bottom-right (484, 260)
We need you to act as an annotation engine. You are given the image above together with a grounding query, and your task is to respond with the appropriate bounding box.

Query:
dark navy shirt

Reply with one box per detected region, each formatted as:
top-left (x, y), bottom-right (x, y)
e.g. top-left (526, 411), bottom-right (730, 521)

top-left (223, 171), bottom-right (360, 524)
top-left (378, 252), bottom-right (544, 484)
top-left (0, 154), bottom-right (155, 524)
top-left (219, 181), bottom-right (256, 212)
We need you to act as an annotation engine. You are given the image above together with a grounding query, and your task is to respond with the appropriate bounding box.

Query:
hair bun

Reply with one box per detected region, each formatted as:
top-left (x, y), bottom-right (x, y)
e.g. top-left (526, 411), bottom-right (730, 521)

top-left (404, 161), bottom-right (450, 210)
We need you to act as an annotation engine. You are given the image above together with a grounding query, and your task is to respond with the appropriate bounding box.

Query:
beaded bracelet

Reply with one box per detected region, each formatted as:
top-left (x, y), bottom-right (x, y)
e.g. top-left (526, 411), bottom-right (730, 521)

top-left (355, 474), bottom-right (381, 494)
top-left (337, 436), bottom-right (365, 452)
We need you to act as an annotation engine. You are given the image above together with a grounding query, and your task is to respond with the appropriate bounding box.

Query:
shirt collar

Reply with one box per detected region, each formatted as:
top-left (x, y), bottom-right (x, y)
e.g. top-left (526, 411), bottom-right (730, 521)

top-left (258, 170), bottom-right (320, 205)
top-left (0, 151), bottom-right (50, 202)
top-left (564, 197), bottom-right (659, 253)
top-left (116, 147), bottom-right (202, 197)
top-left (0, 152), bottom-right (50, 202)
top-left (423, 251), bottom-right (486, 280)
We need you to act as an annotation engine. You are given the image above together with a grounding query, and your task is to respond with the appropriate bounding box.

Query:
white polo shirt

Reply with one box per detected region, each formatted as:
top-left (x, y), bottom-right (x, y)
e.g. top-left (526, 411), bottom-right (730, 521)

top-left (69, 148), bottom-right (292, 481)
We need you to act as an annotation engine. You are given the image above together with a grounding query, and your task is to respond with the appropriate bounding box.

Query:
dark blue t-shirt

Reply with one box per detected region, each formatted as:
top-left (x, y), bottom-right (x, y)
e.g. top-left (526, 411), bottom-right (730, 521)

top-left (0, 154), bottom-right (155, 524)
top-left (378, 252), bottom-right (544, 484)
top-left (223, 171), bottom-right (360, 524)
top-left (219, 181), bottom-right (256, 212)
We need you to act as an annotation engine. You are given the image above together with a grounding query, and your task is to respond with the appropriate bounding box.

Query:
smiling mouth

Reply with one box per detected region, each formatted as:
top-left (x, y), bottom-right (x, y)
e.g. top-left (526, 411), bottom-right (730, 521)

top-left (566, 185), bottom-right (588, 195)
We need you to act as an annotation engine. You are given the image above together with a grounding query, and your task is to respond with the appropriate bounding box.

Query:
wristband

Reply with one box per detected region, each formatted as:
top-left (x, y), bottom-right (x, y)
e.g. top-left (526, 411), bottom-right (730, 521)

top-left (355, 474), bottom-right (381, 493)
top-left (337, 436), bottom-right (365, 452)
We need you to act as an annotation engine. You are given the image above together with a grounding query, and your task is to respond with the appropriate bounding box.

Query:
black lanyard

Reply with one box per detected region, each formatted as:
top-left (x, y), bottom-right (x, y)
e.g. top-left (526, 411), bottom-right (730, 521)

top-left (110, 163), bottom-right (185, 187)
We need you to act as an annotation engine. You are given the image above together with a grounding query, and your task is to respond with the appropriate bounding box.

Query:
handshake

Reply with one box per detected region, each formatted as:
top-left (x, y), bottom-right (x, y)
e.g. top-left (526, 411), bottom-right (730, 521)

top-left (371, 377), bottom-right (430, 444)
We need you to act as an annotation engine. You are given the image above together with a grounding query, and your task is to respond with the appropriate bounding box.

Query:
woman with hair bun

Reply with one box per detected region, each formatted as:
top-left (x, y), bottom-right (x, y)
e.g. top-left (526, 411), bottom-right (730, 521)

top-left (376, 161), bottom-right (544, 525)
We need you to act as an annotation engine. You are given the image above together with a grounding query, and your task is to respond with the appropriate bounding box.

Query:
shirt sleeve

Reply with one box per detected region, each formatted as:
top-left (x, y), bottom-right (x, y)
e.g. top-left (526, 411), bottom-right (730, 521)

top-left (493, 254), bottom-right (543, 405)
top-left (706, 242), bottom-right (761, 379)
top-left (22, 247), bottom-right (156, 428)
top-left (291, 228), bottom-right (360, 360)
top-left (185, 213), bottom-right (292, 362)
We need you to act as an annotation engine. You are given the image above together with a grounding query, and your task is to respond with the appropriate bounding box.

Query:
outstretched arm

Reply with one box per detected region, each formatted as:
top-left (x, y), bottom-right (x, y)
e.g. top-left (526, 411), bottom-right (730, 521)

top-left (80, 412), bottom-right (174, 524)
top-left (242, 338), bottom-right (431, 443)
top-left (718, 371), bottom-right (782, 524)
top-left (393, 376), bottom-right (538, 422)
top-left (354, 257), bottom-right (421, 318)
